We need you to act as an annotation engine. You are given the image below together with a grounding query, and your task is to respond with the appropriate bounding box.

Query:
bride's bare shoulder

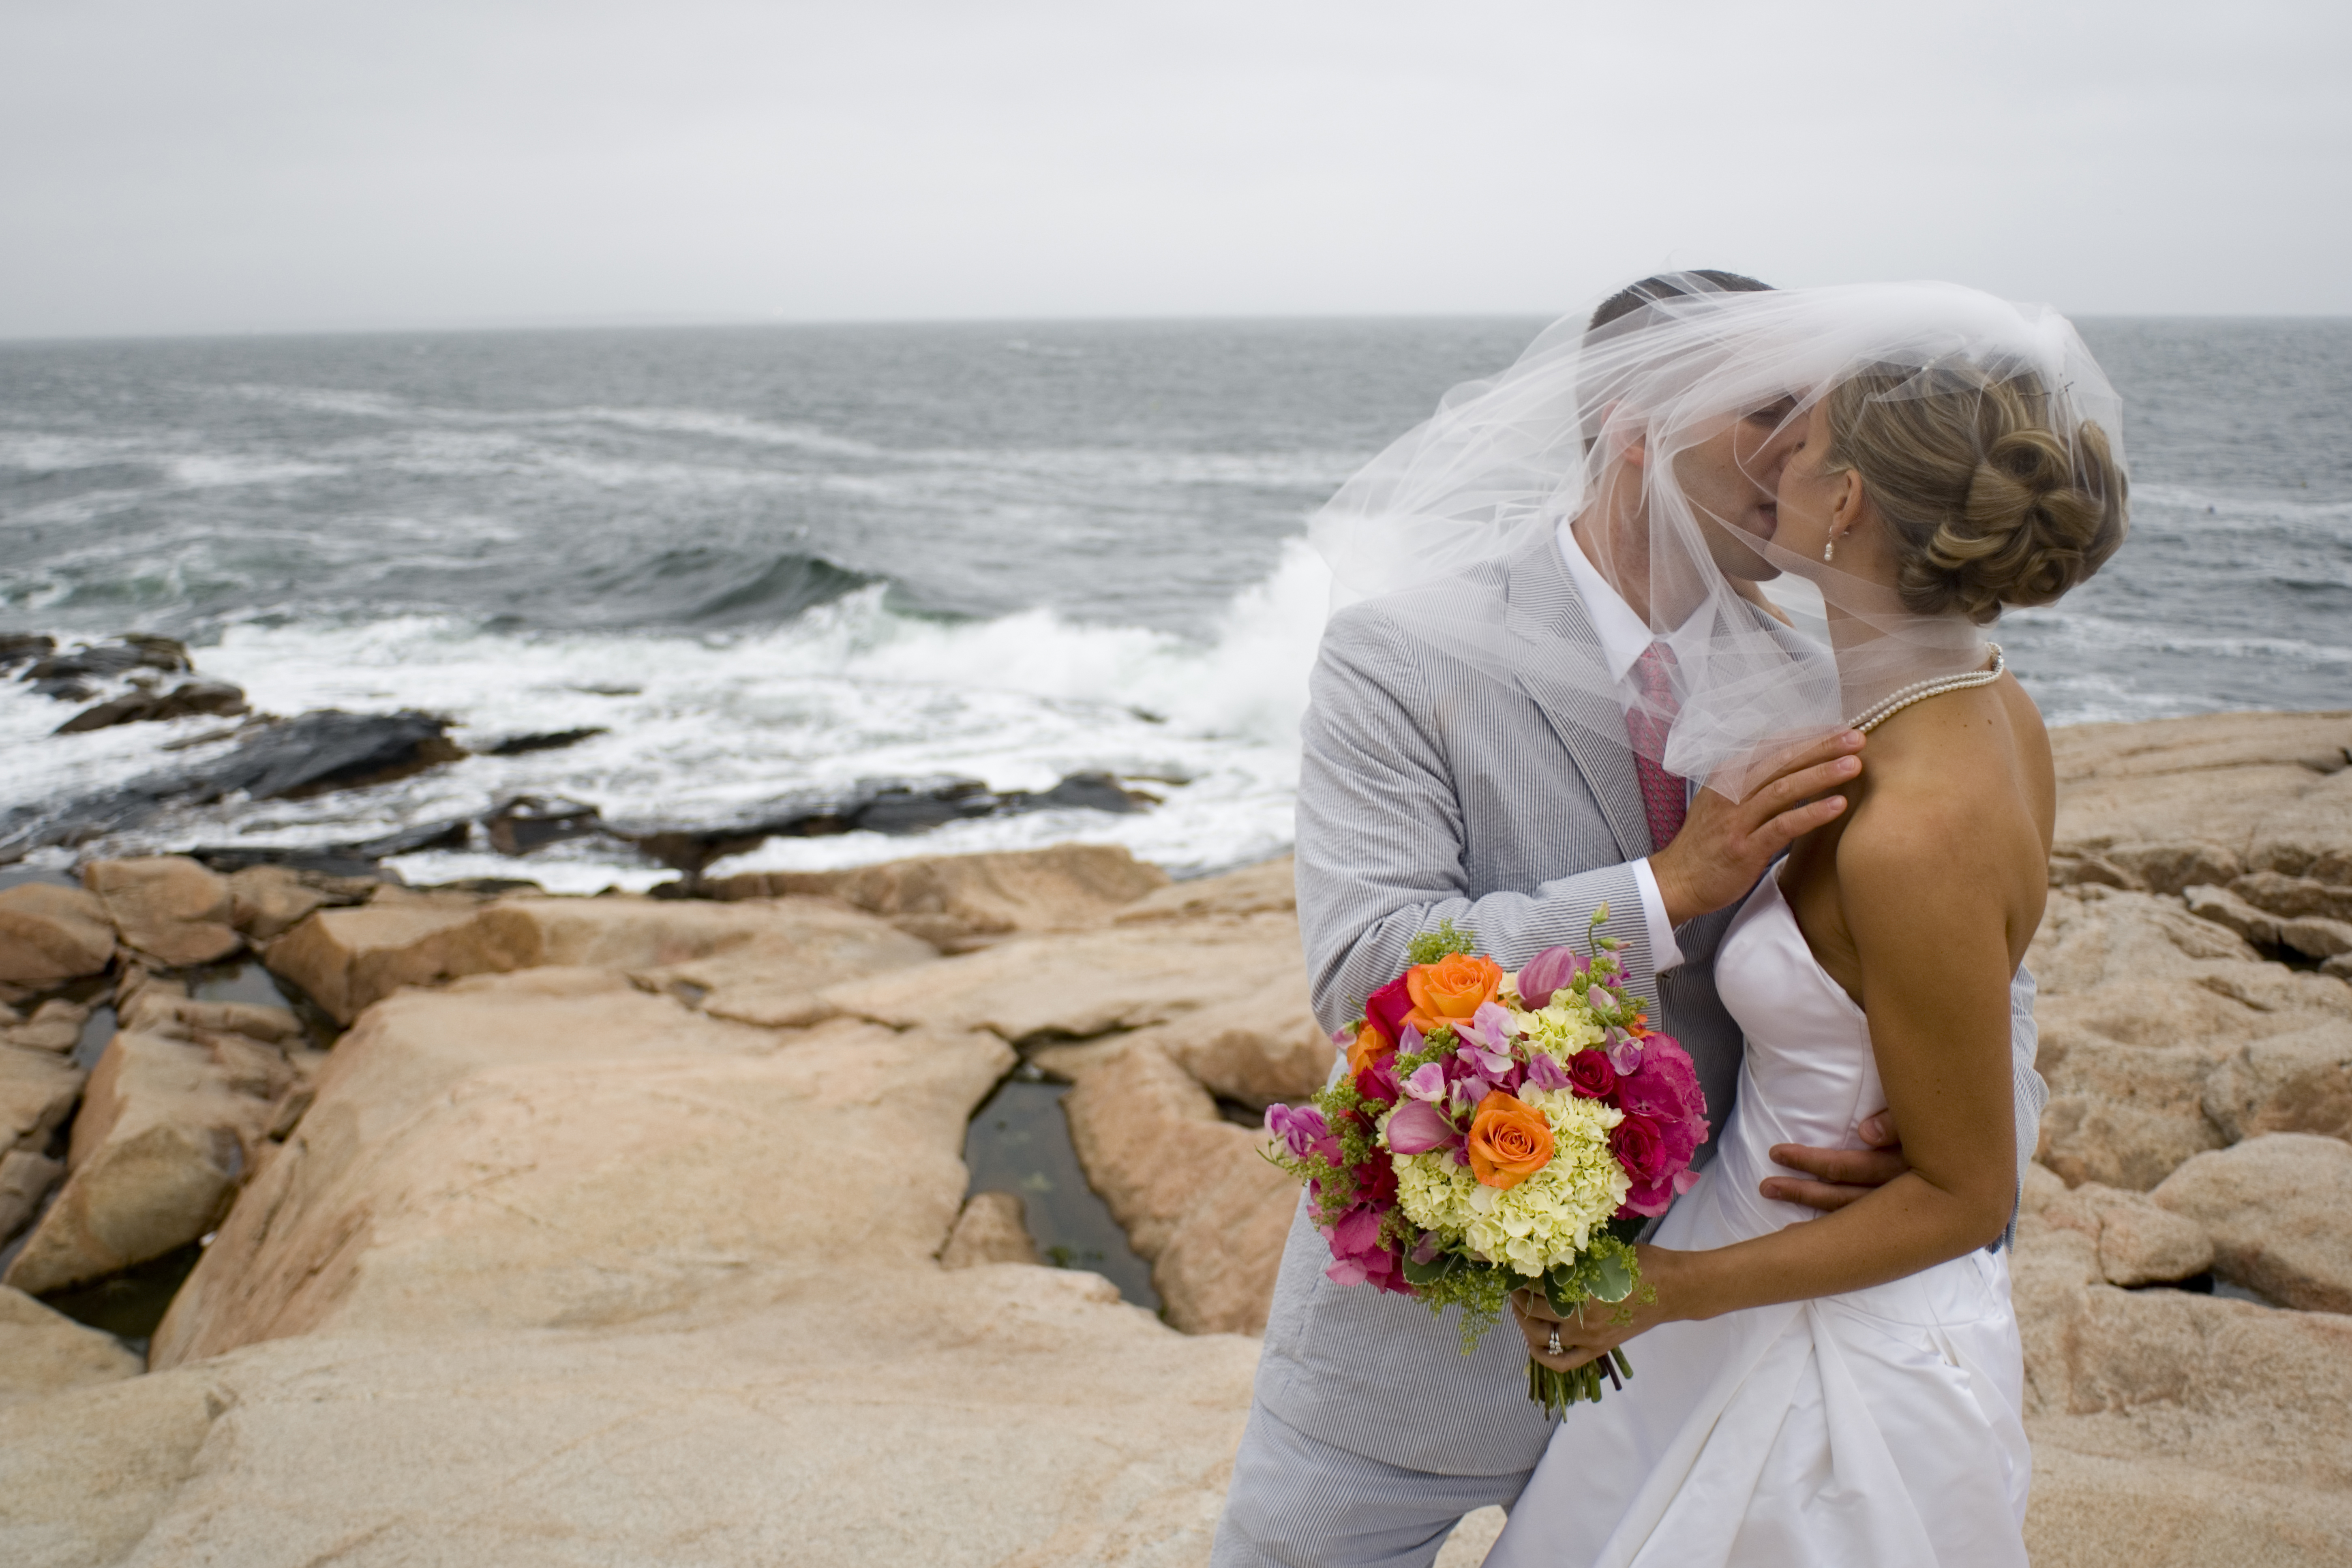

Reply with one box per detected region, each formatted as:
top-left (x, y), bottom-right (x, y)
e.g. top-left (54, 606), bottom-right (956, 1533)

top-left (1840, 677), bottom-right (2054, 875)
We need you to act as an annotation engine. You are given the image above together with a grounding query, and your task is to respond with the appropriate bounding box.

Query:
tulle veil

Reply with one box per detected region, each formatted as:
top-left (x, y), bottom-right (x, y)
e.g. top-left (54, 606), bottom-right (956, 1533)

top-left (1308, 277), bottom-right (2127, 799)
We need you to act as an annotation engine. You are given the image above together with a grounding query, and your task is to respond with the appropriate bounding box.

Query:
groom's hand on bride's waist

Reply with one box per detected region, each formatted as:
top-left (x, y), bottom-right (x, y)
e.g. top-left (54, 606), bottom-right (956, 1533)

top-left (1648, 730), bottom-right (1866, 928)
top-left (1761, 1110), bottom-right (1907, 1212)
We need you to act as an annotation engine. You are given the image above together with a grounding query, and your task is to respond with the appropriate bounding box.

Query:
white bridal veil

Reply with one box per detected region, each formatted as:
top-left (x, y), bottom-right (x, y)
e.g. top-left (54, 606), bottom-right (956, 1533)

top-left (1309, 278), bottom-right (2129, 797)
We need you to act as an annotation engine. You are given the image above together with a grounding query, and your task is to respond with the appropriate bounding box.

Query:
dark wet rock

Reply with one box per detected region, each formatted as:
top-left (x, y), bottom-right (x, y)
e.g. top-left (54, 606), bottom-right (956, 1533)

top-left (190, 847), bottom-right (401, 880)
top-left (221, 711), bottom-right (467, 801)
top-left (28, 678), bottom-right (98, 702)
top-left (615, 773), bottom-right (1158, 878)
top-left (341, 818), bottom-right (472, 859)
top-left (484, 796), bottom-right (604, 856)
top-left (851, 781), bottom-right (1000, 835)
top-left (1027, 771), bottom-right (1153, 816)
top-left (484, 727), bottom-right (608, 757)
top-left (0, 634), bottom-right (55, 672)
top-left (22, 637), bottom-right (190, 686)
top-left (54, 680), bottom-right (249, 735)
top-left (0, 711), bottom-right (467, 861)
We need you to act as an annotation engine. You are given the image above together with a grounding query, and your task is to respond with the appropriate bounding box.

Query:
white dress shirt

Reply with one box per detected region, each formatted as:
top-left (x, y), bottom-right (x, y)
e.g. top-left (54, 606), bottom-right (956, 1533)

top-left (1554, 517), bottom-right (1687, 972)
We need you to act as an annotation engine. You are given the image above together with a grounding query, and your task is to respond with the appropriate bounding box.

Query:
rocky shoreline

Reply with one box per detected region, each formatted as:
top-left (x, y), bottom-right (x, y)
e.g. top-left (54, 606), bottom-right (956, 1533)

top-left (0, 709), bottom-right (2347, 1565)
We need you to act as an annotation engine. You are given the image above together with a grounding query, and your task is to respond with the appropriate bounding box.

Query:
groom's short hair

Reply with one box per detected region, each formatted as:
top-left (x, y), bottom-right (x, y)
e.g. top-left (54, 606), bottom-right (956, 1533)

top-left (1588, 269), bottom-right (1773, 334)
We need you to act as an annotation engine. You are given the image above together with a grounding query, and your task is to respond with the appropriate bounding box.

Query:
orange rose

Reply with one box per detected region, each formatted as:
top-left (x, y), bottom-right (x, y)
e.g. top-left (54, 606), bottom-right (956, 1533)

top-left (1403, 953), bottom-right (1505, 1037)
top-left (1467, 1091), bottom-right (1555, 1190)
top-left (1346, 1023), bottom-right (1391, 1077)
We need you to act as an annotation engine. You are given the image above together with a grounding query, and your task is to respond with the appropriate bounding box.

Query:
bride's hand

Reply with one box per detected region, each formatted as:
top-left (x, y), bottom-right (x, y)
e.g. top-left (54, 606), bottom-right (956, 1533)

top-left (1510, 1246), bottom-right (1692, 1372)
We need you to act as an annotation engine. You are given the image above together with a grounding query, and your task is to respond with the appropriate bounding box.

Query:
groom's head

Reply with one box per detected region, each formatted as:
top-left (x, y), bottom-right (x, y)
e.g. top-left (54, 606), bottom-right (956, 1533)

top-left (1583, 269), bottom-right (1797, 589)
top-left (1589, 269), bottom-right (1771, 334)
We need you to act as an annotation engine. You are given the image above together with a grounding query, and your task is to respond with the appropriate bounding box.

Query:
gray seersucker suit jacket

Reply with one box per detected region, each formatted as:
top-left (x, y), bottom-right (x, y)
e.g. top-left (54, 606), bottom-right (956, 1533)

top-left (1253, 526), bottom-right (2044, 1479)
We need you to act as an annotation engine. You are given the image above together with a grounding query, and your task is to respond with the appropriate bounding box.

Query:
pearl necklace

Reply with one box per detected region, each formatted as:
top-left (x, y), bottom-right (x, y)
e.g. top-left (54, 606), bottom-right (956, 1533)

top-left (1846, 644), bottom-right (2006, 734)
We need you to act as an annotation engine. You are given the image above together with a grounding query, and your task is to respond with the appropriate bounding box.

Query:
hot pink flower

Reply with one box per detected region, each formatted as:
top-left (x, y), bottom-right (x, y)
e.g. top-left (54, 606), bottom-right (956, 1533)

top-left (1365, 973), bottom-right (1416, 1047)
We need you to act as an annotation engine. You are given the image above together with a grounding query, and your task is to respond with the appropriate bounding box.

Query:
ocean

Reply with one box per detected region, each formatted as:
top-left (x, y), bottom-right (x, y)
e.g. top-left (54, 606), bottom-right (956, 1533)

top-left (3, 316), bottom-right (2348, 890)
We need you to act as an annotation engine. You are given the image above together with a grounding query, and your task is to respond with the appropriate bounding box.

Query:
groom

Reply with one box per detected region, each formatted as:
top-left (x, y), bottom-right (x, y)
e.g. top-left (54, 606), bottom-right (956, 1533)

top-left (1213, 272), bottom-right (2035, 1568)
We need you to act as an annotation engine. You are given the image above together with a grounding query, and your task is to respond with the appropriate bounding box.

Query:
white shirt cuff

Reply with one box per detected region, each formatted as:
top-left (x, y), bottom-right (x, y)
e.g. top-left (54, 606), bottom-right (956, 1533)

top-left (1630, 857), bottom-right (1685, 973)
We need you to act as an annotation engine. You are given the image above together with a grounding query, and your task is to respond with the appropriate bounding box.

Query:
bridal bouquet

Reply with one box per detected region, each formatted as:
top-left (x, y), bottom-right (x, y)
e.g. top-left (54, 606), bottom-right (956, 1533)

top-left (1262, 909), bottom-right (1708, 1414)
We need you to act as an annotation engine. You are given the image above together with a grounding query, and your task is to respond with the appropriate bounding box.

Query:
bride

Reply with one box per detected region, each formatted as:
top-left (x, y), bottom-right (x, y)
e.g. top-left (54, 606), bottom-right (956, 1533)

top-left (1485, 286), bottom-right (2128, 1567)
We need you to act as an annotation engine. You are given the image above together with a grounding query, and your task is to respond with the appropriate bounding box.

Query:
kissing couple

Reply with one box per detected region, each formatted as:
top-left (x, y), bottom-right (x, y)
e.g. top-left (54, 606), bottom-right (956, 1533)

top-left (1215, 272), bottom-right (2129, 1567)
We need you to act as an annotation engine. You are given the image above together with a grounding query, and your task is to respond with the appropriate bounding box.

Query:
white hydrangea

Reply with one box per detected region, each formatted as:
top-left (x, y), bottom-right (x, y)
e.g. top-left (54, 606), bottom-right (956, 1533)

top-left (1515, 1003), bottom-right (1605, 1064)
top-left (1391, 1089), bottom-right (1630, 1277)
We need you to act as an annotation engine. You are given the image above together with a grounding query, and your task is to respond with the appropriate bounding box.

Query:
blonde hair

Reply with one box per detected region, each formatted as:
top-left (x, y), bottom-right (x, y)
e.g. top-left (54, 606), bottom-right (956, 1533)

top-left (1825, 364), bottom-right (2128, 624)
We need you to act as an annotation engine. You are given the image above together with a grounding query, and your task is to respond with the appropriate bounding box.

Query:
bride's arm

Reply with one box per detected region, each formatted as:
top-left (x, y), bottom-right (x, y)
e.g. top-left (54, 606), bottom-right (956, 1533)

top-left (1525, 786), bottom-right (2022, 1362)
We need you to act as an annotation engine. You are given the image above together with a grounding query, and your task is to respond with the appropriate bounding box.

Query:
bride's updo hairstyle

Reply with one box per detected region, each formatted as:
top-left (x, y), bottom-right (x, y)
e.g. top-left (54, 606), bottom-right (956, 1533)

top-left (1823, 364), bottom-right (2128, 624)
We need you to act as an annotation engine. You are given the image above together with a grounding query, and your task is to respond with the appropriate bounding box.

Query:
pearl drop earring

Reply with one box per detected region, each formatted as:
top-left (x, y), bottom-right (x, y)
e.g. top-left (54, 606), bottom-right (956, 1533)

top-left (1823, 534), bottom-right (1836, 563)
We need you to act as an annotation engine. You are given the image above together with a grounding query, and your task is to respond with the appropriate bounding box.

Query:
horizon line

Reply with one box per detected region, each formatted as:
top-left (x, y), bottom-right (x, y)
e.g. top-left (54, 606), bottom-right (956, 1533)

top-left (7, 305), bottom-right (2351, 349)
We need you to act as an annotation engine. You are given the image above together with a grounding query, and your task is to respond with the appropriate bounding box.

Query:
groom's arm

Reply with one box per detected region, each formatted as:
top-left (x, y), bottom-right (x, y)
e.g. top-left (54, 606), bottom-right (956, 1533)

top-left (1296, 609), bottom-right (1667, 1028)
top-left (1296, 609), bottom-right (1864, 1032)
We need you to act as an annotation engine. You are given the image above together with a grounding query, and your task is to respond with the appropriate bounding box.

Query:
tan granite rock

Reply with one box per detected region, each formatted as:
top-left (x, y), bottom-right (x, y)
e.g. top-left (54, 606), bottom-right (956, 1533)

top-left (0, 1149), bottom-right (63, 1245)
top-left (1113, 855), bottom-right (1296, 924)
top-left (709, 843), bottom-right (1171, 949)
top-left (10, 1275), bottom-right (1257, 1568)
top-left (939, 1191), bottom-right (1042, 1268)
top-left (2247, 760), bottom-right (2352, 886)
top-left (2232, 868), bottom-right (2352, 923)
top-left (151, 968), bottom-right (1015, 1361)
top-left (2048, 713), bottom-right (2351, 891)
top-left (2010, 1210), bottom-right (2352, 1561)
top-left (824, 909), bottom-right (1305, 1049)
top-left (0, 1045), bottom-right (84, 1160)
top-left (268, 889), bottom-right (934, 1027)
top-left (2202, 1020), bottom-right (2352, 1143)
top-left (224, 865), bottom-right (334, 943)
top-left (1062, 1044), bottom-right (1291, 1334)
top-left (2025, 1446), bottom-right (2352, 1568)
top-left (0, 883), bottom-right (116, 987)
top-left (1152, 1146), bottom-right (1299, 1337)
top-left (2185, 882), bottom-right (2352, 962)
top-left (0, 1285), bottom-right (142, 1408)
top-left (2027, 886), bottom-right (2352, 1190)
top-left (1111, 976), bottom-right (1331, 1110)
top-left (261, 894), bottom-right (530, 1023)
top-left (1065, 1045), bottom-right (1259, 1262)
top-left (1437, 1507), bottom-right (1507, 1568)
top-left (1, 1015), bottom-right (300, 1296)
top-left (2152, 1133), bottom-right (2352, 1313)
top-left (115, 983), bottom-right (297, 1042)
top-left (0, 1368), bottom-right (233, 1566)
top-left (2040, 1180), bottom-right (2215, 1287)
top-left (0, 999), bottom-right (87, 1055)
top-left (0, 951), bottom-right (1268, 1568)
top-left (610, 896), bottom-right (936, 1022)
top-left (82, 857), bottom-right (242, 968)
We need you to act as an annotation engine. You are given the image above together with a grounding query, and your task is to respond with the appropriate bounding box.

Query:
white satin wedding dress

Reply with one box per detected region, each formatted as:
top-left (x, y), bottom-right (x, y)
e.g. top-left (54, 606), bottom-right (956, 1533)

top-left (1487, 876), bottom-right (2031, 1568)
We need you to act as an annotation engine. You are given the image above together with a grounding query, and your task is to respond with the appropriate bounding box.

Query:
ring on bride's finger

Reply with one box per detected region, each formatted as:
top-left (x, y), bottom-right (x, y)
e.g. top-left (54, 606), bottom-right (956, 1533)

top-left (1546, 1327), bottom-right (1563, 1356)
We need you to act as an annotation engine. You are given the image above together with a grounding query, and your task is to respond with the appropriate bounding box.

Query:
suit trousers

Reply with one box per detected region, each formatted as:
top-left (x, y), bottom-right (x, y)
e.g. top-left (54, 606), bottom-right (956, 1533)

top-left (1212, 1403), bottom-right (1528, 1568)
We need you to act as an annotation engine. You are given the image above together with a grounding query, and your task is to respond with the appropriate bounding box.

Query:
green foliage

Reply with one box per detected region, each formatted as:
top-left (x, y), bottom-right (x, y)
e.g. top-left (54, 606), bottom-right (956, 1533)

top-left (1413, 1227), bottom-right (1653, 1358)
top-left (1405, 919), bottom-right (1478, 966)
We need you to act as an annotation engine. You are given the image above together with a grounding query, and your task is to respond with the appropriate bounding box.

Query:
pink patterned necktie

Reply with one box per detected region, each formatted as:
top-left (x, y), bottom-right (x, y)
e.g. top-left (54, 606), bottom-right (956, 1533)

top-left (1625, 640), bottom-right (1687, 852)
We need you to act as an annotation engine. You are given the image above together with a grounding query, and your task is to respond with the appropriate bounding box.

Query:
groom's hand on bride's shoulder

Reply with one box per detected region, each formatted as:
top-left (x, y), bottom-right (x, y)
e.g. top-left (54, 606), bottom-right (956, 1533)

top-left (1649, 730), bottom-right (1866, 928)
top-left (1762, 1110), bottom-right (1907, 1212)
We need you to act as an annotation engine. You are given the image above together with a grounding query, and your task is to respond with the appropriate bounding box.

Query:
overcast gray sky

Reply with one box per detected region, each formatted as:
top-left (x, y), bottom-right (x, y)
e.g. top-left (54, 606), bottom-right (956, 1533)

top-left (4, 0), bottom-right (2347, 338)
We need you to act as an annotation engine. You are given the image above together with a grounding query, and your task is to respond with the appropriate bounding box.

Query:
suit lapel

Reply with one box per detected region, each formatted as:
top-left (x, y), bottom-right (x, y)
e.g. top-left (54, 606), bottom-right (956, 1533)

top-left (1500, 530), bottom-right (1655, 863)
